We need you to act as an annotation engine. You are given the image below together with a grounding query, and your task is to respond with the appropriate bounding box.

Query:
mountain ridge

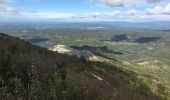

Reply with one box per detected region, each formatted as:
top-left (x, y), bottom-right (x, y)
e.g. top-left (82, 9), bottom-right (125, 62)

top-left (0, 33), bottom-right (163, 100)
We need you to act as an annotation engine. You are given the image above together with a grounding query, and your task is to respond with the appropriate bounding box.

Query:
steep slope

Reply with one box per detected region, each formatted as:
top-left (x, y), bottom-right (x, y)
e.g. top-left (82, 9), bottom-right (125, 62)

top-left (0, 33), bottom-right (163, 100)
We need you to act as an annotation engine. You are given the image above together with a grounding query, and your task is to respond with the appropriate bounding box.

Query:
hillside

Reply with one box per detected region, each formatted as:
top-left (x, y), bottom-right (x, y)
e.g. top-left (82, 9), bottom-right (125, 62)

top-left (0, 33), bottom-right (163, 100)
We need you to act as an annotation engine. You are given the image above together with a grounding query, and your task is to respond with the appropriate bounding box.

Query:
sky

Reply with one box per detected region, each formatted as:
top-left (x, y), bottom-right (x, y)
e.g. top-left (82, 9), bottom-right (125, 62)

top-left (0, 0), bottom-right (170, 22)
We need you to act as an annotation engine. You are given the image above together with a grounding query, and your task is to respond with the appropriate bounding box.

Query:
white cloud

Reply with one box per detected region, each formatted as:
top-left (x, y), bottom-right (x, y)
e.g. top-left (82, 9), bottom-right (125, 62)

top-left (127, 9), bottom-right (137, 16)
top-left (17, 12), bottom-right (73, 20)
top-left (164, 3), bottom-right (170, 14)
top-left (0, 5), bottom-right (20, 13)
top-left (145, 0), bottom-right (163, 3)
top-left (100, 0), bottom-right (124, 7)
top-left (0, 0), bottom-right (170, 21)
top-left (0, 0), bottom-right (33, 4)
top-left (0, 5), bottom-right (36, 14)
top-left (0, 0), bottom-right (36, 14)
top-left (87, 11), bottom-right (121, 18)
top-left (0, 0), bottom-right (10, 3)
top-left (90, 0), bottom-right (167, 8)
top-left (146, 3), bottom-right (170, 15)
top-left (146, 6), bottom-right (163, 15)
top-left (6, 3), bottom-right (170, 21)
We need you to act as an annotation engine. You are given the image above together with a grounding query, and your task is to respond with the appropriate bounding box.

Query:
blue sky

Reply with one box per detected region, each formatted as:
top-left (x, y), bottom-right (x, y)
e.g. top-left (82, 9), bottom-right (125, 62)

top-left (0, 0), bottom-right (170, 22)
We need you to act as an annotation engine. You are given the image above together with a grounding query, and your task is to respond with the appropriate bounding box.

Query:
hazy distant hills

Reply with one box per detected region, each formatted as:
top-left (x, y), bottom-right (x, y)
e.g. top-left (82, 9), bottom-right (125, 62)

top-left (0, 21), bottom-right (170, 30)
top-left (107, 21), bottom-right (170, 29)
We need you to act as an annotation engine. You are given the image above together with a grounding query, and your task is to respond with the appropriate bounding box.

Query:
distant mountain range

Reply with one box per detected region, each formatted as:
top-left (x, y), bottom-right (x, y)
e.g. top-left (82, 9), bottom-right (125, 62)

top-left (0, 21), bottom-right (170, 30)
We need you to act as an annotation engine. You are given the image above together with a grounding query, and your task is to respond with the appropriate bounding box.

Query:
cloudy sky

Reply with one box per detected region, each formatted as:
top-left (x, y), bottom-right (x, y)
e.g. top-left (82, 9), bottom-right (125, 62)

top-left (0, 0), bottom-right (170, 22)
